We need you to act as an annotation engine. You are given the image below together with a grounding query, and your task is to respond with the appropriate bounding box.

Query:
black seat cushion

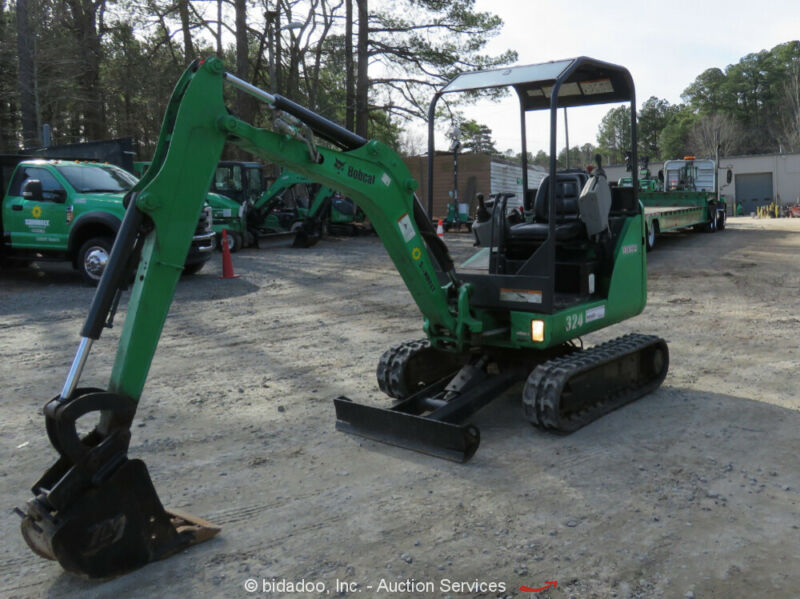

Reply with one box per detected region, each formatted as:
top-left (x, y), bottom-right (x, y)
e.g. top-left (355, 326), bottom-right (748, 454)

top-left (507, 219), bottom-right (585, 242)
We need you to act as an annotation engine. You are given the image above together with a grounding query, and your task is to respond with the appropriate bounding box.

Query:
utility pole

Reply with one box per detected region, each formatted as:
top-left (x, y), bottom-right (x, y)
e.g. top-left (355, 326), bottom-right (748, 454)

top-left (715, 142), bottom-right (722, 211)
top-left (451, 139), bottom-right (461, 220)
top-left (266, 9), bottom-right (278, 91)
top-left (17, 0), bottom-right (39, 147)
top-left (216, 0), bottom-right (222, 56)
top-left (564, 107), bottom-right (569, 169)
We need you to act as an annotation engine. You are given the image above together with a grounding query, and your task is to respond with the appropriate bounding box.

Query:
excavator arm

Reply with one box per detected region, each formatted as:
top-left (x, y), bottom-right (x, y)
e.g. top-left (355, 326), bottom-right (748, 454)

top-left (109, 58), bottom-right (477, 404)
top-left (70, 58), bottom-right (482, 409)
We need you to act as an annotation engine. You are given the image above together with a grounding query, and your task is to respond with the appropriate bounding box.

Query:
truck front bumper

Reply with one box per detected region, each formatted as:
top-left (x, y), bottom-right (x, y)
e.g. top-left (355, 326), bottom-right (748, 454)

top-left (185, 231), bottom-right (216, 265)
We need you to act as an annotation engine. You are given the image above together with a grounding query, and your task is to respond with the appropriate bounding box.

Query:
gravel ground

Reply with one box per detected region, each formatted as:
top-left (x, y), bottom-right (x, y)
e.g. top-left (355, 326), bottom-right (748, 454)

top-left (1, 216), bottom-right (799, 599)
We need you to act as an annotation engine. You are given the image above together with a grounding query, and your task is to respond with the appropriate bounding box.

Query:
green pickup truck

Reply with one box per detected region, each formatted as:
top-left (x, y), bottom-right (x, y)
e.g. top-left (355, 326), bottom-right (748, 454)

top-left (1, 157), bottom-right (215, 283)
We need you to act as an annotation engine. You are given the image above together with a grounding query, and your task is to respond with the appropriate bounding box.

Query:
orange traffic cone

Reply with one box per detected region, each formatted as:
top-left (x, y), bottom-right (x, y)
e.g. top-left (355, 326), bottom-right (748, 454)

top-left (436, 219), bottom-right (444, 238)
top-left (219, 229), bottom-right (240, 279)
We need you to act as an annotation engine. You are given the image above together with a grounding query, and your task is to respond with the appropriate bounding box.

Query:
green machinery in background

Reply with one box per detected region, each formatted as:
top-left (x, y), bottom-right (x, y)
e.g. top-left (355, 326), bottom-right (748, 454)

top-left (18, 56), bottom-right (668, 579)
top-left (139, 158), bottom-right (369, 251)
top-left (618, 154), bottom-right (660, 192)
top-left (208, 161), bottom-right (369, 249)
top-left (246, 169), bottom-right (369, 246)
top-left (137, 160), bottom-right (252, 251)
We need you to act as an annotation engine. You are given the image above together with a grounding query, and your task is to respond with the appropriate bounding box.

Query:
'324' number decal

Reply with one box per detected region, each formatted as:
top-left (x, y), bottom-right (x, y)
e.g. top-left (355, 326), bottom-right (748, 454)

top-left (565, 312), bottom-right (583, 332)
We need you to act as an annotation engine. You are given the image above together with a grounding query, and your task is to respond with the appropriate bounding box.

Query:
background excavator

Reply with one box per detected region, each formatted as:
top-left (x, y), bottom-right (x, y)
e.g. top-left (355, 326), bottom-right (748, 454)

top-left (17, 56), bottom-right (668, 579)
top-left (245, 169), bottom-right (370, 246)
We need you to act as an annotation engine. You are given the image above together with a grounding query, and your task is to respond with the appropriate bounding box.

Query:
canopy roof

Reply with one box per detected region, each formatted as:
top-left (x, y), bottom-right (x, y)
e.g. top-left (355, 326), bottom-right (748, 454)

top-left (440, 56), bottom-right (634, 110)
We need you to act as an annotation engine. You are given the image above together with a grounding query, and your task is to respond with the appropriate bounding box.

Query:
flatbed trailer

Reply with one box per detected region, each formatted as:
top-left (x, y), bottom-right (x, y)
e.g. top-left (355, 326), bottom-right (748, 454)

top-left (642, 192), bottom-right (725, 250)
top-left (637, 159), bottom-right (726, 250)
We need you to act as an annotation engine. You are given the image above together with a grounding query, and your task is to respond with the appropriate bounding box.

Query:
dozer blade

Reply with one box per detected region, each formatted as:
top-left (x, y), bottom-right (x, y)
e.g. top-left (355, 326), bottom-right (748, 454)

top-left (334, 369), bottom-right (525, 462)
top-left (254, 231), bottom-right (298, 249)
top-left (20, 457), bottom-right (219, 579)
top-left (21, 458), bottom-right (220, 579)
top-left (334, 397), bottom-right (480, 462)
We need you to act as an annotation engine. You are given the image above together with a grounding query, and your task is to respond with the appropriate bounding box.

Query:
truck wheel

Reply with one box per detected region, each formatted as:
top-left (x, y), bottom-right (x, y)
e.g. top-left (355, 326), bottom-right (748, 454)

top-left (717, 211), bottom-right (726, 231)
top-left (78, 236), bottom-right (113, 285)
top-left (224, 232), bottom-right (241, 253)
top-left (183, 262), bottom-right (205, 276)
top-left (646, 222), bottom-right (657, 251)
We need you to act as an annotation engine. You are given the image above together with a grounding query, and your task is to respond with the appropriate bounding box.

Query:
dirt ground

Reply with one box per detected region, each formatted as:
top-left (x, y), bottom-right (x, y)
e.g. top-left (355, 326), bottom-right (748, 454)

top-left (1, 216), bottom-right (799, 599)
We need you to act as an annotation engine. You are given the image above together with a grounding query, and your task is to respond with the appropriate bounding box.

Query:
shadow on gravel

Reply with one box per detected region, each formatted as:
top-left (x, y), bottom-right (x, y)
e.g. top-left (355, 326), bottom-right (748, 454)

top-left (645, 225), bottom-right (799, 264)
top-left (0, 262), bottom-right (84, 288)
top-left (173, 272), bottom-right (261, 302)
top-left (335, 382), bottom-right (800, 481)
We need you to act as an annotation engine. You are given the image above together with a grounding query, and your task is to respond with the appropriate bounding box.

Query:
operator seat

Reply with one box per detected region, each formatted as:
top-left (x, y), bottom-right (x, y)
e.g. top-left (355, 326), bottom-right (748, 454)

top-left (505, 174), bottom-right (586, 242)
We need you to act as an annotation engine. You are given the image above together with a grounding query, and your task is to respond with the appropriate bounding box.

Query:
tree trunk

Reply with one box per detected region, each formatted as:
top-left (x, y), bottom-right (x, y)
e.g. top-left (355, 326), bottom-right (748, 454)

top-left (16, 0), bottom-right (39, 147)
top-left (234, 0), bottom-right (251, 121)
top-left (355, 0), bottom-right (368, 138)
top-left (177, 0), bottom-right (195, 65)
top-left (345, 0), bottom-right (354, 131)
top-left (65, 0), bottom-right (105, 141)
top-left (0, 0), bottom-right (12, 150)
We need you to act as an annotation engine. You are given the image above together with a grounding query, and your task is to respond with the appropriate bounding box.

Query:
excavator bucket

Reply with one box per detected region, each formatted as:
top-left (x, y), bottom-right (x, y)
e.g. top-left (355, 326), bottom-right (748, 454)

top-left (17, 390), bottom-right (220, 579)
top-left (20, 459), bottom-right (219, 579)
top-left (291, 227), bottom-right (321, 248)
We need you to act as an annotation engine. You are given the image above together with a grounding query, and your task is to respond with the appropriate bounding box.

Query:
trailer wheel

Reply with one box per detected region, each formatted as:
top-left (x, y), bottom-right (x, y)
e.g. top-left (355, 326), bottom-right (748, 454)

top-left (717, 211), bottom-right (726, 231)
top-left (646, 222), bottom-right (657, 251)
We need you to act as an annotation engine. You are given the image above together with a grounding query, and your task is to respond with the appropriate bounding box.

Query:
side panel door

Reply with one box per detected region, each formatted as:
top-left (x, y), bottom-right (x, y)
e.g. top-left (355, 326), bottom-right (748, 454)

top-left (3, 166), bottom-right (70, 250)
top-left (245, 167), bottom-right (263, 204)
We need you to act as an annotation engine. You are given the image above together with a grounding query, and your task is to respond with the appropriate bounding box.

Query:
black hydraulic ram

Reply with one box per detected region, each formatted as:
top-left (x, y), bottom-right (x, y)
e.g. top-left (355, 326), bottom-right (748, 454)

top-left (60, 193), bottom-right (145, 406)
top-left (226, 71), bottom-right (458, 280)
top-left (225, 72), bottom-right (367, 151)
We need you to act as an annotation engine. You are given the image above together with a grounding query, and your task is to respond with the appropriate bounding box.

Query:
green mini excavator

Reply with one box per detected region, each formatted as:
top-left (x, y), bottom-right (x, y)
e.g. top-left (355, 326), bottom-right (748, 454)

top-left (17, 56), bottom-right (668, 579)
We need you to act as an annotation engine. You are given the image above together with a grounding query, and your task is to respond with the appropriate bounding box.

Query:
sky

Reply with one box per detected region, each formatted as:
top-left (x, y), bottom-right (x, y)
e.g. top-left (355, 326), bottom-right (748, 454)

top-left (457, 0), bottom-right (800, 157)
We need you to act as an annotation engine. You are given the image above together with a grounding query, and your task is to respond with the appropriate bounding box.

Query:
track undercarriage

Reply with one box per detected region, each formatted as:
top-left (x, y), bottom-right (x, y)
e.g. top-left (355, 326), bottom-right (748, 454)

top-left (334, 334), bottom-right (669, 461)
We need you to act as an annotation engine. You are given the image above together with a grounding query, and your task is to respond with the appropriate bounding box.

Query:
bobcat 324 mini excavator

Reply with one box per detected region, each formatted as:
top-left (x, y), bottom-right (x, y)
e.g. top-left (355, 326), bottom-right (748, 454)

top-left (18, 56), bottom-right (668, 579)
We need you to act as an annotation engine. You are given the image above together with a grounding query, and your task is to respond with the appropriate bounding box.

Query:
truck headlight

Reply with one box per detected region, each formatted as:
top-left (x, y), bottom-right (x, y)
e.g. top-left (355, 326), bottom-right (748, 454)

top-left (531, 319), bottom-right (545, 342)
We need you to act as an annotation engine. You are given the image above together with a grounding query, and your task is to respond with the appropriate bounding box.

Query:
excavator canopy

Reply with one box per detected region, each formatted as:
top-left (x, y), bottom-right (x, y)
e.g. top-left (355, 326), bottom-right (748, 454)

top-left (439, 56), bottom-right (635, 110)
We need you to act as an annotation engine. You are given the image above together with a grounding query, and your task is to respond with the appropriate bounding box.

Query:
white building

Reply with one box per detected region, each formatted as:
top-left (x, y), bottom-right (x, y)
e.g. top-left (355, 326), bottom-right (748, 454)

top-left (604, 152), bottom-right (800, 214)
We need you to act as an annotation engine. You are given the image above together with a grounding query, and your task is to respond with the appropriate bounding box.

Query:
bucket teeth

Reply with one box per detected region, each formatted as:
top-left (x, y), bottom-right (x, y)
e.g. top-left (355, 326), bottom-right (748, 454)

top-left (166, 508), bottom-right (221, 545)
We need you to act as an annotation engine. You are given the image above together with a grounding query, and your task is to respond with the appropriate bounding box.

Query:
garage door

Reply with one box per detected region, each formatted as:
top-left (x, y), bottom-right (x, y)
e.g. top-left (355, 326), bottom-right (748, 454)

top-left (735, 172), bottom-right (773, 214)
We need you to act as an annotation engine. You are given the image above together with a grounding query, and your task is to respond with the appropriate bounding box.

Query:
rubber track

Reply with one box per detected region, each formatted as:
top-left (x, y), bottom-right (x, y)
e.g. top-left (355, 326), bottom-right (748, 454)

top-left (376, 339), bottom-right (431, 399)
top-left (522, 333), bottom-right (669, 433)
